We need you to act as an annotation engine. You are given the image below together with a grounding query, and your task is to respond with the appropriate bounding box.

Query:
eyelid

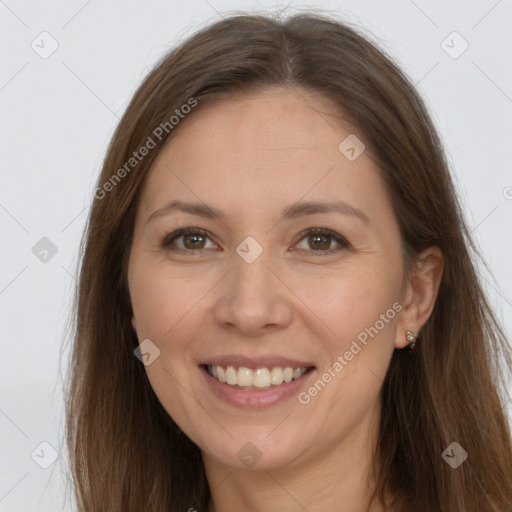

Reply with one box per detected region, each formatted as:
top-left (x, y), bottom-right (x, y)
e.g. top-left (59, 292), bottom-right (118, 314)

top-left (161, 227), bottom-right (350, 253)
top-left (292, 227), bottom-right (350, 254)
top-left (161, 227), bottom-right (217, 250)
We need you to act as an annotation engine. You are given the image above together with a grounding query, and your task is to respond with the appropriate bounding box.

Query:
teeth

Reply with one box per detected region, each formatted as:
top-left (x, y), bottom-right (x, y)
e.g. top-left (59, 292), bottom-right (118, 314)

top-left (270, 367), bottom-right (284, 385)
top-left (237, 367), bottom-right (253, 387)
top-left (292, 368), bottom-right (303, 380)
top-left (253, 368), bottom-right (270, 388)
top-left (206, 364), bottom-right (309, 388)
top-left (225, 366), bottom-right (237, 385)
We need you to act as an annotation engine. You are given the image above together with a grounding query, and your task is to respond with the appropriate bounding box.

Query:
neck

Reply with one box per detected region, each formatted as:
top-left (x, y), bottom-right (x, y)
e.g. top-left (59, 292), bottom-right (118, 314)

top-left (203, 401), bottom-right (387, 512)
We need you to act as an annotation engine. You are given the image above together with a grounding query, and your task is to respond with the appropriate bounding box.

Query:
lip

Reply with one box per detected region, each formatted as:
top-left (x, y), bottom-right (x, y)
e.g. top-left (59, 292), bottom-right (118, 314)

top-left (198, 354), bottom-right (315, 370)
top-left (199, 364), bottom-right (317, 408)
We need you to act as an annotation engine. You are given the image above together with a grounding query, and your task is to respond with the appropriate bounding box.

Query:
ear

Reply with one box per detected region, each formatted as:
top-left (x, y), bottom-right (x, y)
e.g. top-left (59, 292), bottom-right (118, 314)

top-left (395, 246), bottom-right (444, 349)
top-left (131, 314), bottom-right (137, 332)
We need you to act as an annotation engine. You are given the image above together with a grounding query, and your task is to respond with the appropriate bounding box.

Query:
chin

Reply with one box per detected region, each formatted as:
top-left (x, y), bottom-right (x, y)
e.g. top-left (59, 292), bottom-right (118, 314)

top-left (199, 430), bottom-right (309, 471)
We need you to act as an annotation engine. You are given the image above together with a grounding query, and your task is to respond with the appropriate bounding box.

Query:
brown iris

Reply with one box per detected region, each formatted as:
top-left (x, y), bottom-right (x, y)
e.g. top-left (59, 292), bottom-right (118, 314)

top-left (183, 233), bottom-right (207, 250)
top-left (308, 233), bottom-right (331, 251)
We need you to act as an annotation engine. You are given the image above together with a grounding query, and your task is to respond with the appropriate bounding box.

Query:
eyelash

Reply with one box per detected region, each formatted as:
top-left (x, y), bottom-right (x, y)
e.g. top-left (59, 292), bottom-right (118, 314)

top-left (160, 227), bottom-right (350, 255)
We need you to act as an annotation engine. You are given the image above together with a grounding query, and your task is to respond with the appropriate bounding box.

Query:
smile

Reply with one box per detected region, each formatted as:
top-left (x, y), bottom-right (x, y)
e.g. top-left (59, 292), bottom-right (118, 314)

top-left (204, 364), bottom-right (313, 389)
top-left (199, 361), bottom-right (317, 408)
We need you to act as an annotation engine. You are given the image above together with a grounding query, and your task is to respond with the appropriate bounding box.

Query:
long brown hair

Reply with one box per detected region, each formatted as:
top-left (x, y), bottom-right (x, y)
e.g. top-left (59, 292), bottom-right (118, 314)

top-left (65, 11), bottom-right (512, 511)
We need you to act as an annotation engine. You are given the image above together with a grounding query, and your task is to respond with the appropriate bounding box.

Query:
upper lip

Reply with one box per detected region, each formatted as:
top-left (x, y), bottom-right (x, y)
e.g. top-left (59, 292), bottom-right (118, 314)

top-left (199, 355), bottom-right (316, 370)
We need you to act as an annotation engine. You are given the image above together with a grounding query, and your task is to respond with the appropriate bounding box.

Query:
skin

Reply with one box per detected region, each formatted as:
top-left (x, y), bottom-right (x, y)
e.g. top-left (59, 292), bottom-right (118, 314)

top-left (127, 87), bottom-right (443, 511)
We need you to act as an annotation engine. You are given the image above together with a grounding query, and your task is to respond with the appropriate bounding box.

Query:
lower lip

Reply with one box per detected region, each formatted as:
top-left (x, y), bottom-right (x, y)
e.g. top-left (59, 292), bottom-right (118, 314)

top-left (199, 365), bottom-right (316, 408)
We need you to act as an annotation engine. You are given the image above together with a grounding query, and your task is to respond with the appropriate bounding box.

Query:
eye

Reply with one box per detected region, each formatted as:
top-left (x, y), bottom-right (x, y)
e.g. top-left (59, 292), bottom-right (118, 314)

top-left (161, 227), bottom-right (350, 255)
top-left (161, 228), bottom-right (217, 251)
top-left (293, 228), bottom-right (350, 255)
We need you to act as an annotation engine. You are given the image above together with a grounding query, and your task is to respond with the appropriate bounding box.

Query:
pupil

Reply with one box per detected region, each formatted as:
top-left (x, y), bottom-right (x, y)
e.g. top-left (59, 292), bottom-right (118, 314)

top-left (310, 234), bottom-right (330, 250)
top-left (184, 234), bottom-right (205, 249)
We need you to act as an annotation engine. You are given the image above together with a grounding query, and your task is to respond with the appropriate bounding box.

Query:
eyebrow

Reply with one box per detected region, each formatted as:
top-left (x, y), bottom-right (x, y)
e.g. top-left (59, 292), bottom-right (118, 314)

top-left (145, 199), bottom-right (370, 225)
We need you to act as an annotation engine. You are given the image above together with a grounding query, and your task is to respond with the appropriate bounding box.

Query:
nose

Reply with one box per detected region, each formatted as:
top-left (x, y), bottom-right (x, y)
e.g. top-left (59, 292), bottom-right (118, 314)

top-left (212, 251), bottom-right (294, 337)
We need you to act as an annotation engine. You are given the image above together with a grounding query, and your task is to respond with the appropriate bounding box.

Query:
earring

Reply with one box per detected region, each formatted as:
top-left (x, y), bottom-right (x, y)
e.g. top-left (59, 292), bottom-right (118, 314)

top-left (406, 330), bottom-right (417, 349)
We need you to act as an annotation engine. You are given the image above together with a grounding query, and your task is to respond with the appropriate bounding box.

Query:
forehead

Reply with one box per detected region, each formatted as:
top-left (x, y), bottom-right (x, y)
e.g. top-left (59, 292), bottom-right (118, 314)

top-left (137, 87), bottom-right (393, 227)
top-left (162, 87), bottom-right (357, 158)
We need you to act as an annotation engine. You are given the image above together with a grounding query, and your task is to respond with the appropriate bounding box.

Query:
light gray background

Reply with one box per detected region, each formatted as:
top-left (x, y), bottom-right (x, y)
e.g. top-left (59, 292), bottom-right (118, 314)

top-left (1, 0), bottom-right (511, 510)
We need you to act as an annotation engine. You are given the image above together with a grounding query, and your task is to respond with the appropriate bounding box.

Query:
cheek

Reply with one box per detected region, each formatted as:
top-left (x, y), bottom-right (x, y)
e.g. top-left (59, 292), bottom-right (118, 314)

top-left (130, 261), bottom-right (209, 343)
top-left (290, 268), bottom-right (400, 429)
top-left (129, 264), bottom-right (213, 424)
top-left (294, 263), bottom-right (401, 350)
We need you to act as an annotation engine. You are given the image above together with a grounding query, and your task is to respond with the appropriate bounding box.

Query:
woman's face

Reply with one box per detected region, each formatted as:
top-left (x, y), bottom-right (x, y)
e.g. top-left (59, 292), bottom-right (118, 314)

top-left (128, 87), bottom-right (413, 471)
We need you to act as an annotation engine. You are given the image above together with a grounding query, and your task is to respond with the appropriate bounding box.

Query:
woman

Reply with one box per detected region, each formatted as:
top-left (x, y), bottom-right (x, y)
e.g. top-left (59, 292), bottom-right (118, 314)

top-left (65, 11), bottom-right (512, 512)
